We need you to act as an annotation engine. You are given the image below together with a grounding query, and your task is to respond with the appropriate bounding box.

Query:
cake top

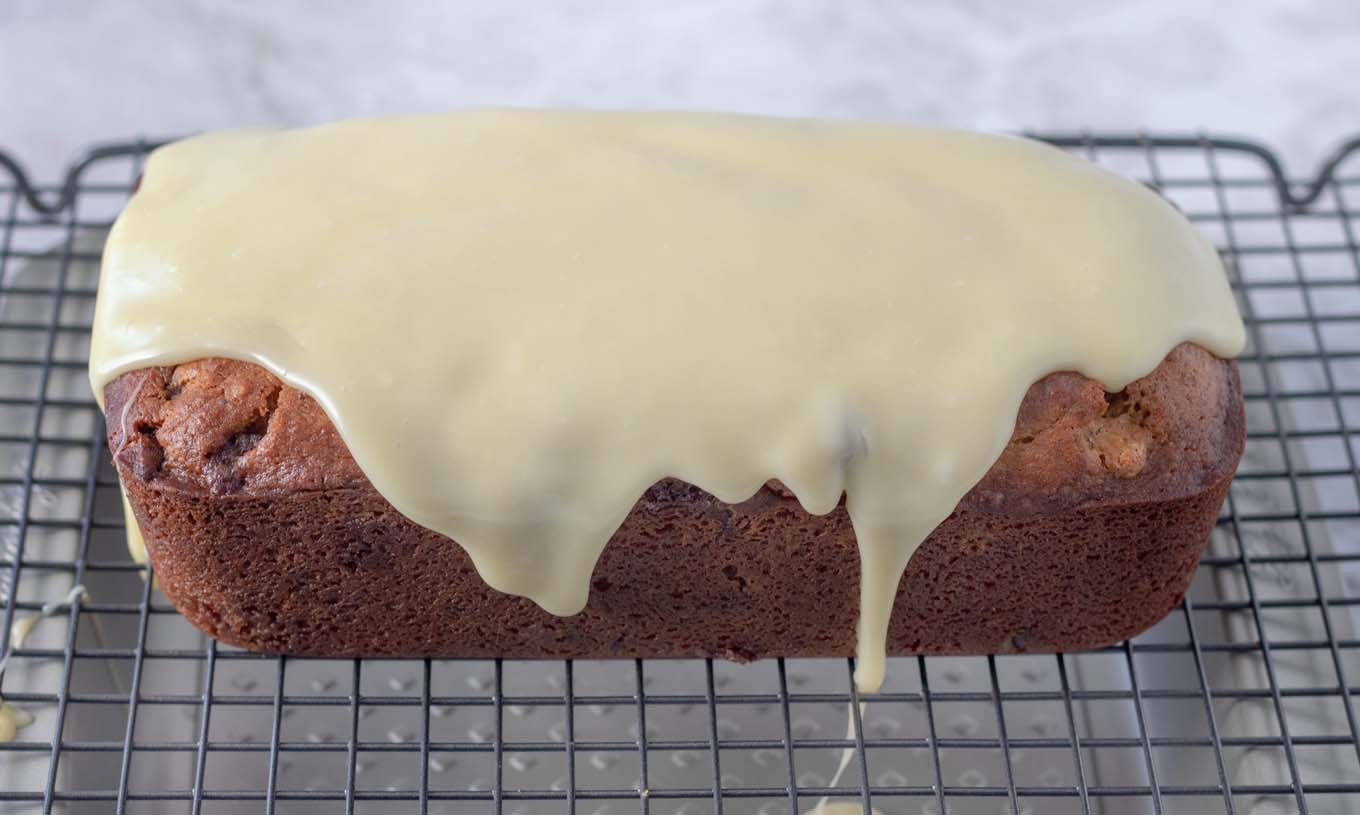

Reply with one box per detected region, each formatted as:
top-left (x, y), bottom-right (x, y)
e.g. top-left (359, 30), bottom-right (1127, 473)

top-left (90, 111), bottom-right (1245, 690)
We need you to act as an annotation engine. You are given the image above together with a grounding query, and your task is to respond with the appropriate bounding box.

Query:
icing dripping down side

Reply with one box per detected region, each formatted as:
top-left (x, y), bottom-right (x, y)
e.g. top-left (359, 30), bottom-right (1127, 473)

top-left (88, 111), bottom-right (1245, 692)
top-left (121, 488), bottom-right (148, 567)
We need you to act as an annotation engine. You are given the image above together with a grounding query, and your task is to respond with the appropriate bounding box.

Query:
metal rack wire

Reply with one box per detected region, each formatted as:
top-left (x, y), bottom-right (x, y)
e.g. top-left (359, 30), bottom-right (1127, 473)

top-left (0, 131), bottom-right (1358, 815)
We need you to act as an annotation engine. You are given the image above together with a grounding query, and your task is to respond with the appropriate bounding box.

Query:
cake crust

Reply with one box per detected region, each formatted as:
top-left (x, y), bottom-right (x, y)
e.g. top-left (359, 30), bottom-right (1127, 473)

top-left (105, 342), bottom-right (1243, 659)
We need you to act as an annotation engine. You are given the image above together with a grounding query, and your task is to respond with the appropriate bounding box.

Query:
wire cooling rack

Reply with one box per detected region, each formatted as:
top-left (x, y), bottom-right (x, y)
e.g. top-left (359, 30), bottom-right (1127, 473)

top-left (1, 132), bottom-right (1360, 815)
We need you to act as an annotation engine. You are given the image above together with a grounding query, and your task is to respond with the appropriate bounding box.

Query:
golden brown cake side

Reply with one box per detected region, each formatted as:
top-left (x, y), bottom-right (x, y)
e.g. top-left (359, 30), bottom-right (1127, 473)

top-left (105, 342), bottom-right (1243, 659)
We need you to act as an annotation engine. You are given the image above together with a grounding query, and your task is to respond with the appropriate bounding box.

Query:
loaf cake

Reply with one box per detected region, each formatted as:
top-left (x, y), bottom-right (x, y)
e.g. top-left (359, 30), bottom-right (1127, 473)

top-left (89, 112), bottom-right (1248, 686)
top-left (105, 342), bottom-right (1242, 660)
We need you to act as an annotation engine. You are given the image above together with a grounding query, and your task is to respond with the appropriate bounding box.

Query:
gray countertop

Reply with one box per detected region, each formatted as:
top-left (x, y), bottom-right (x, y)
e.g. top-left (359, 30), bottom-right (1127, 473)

top-left (1, 0), bottom-right (1357, 182)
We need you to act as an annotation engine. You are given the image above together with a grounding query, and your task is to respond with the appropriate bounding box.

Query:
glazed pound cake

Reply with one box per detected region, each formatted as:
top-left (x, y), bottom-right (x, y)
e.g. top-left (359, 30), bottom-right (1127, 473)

top-left (90, 112), bottom-right (1246, 691)
top-left (105, 344), bottom-right (1241, 662)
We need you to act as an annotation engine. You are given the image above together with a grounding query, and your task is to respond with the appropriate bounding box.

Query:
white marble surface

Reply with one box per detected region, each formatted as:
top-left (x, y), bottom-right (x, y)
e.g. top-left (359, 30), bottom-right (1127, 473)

top-left (1, 0), bottom-right (1357, 182)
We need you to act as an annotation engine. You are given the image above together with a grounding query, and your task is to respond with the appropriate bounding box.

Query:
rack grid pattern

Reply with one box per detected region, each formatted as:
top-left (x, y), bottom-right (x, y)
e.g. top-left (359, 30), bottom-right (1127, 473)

top-left (0, 133), bottom-right (1359, 815)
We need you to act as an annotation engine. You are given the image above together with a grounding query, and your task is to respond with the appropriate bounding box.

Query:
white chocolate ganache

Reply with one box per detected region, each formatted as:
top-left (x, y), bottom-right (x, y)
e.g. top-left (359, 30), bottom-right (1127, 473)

top-left (89, 111), bottom-right (1245, 691)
